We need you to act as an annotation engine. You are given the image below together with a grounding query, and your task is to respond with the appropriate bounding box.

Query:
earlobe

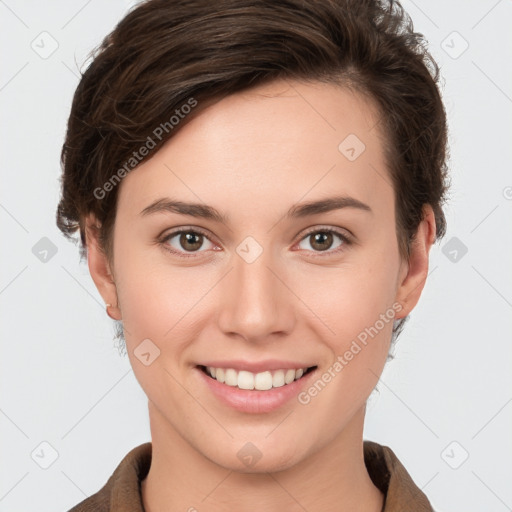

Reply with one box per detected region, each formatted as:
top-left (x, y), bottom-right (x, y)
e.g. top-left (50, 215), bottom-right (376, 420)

top-left (85, 214), bottom-right (122, 321)
top-left (394, 205), bottom-right (437, 320)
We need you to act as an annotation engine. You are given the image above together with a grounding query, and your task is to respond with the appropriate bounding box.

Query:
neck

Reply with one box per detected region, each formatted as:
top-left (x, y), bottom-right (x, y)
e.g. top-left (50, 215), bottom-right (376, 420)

top-left (141, 403), bottom-right (384, 512)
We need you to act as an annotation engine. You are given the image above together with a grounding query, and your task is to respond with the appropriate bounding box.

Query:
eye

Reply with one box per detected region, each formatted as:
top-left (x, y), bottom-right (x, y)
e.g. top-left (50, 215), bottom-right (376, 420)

top-left (159, 227), bottom-right (216, 258)
top-left (159, 226), bottom-right (353, 259)
top-left (296, 227), bottom-right (352, 256)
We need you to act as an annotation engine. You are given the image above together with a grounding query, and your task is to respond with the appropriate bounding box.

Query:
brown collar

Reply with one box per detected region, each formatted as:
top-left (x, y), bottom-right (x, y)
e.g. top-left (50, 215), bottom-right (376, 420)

top-left (363, 440), bottom-right (434, 511)
top-left (68, 440), bottom-right (434, 511)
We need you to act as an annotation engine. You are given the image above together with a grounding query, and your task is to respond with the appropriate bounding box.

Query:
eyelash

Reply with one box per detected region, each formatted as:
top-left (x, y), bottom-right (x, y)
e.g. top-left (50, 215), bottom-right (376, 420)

top-left (158, 226), bottom-right (353, 259)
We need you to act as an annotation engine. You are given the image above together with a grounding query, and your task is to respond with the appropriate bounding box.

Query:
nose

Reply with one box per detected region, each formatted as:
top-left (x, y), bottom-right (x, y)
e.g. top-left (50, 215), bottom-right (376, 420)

top-left (216, 249), bottom-right (296, 344)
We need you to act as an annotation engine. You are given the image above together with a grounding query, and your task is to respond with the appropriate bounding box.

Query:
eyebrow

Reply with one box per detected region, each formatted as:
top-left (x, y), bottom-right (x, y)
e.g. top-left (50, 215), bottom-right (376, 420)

top-left (139, 195), bottom-right (373, 223)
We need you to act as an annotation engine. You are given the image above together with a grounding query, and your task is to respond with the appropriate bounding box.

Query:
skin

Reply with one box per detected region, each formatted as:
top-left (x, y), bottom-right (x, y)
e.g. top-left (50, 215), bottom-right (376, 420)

top-left (86, 78), bottom-right (436, 511)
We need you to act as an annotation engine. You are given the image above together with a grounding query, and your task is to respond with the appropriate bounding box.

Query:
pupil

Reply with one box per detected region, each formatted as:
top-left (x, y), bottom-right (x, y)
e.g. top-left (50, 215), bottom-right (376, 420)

top-left (312, 232), bottom-right (332, 251)
top-left (181, 232), bottom-right (202, 251)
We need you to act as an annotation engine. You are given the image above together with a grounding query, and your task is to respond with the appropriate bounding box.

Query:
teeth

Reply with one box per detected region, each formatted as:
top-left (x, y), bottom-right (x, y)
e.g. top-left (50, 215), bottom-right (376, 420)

top-left (272, 370), bottom-right (285, 388)
top-left (215, 367), bottom-right (225, 383)
top-left (284, 369), bottom-right (295, 384)
top-left (255, 371), bottom-right (273, 390)
top-left (205, 366), bottom-right (310, 390)
top-left (238, 370), bottom-right (255, 390)
top-left (225, 368), bottom-right (238, 386)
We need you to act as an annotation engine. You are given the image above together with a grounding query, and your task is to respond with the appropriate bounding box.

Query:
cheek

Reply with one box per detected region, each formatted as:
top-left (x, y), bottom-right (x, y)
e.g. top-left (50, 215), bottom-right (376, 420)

top-left (113, 241), bottom-right (215, 350)
top-left (295, 272), bottom-right (396, 434)
top-left (111, 230), bottom-right (166, 335)
top-left (113, 253), bottom-right (204, 400)
top-left (288, 244), bottom-right (400, 411)
top-left (294, 249), bottom-right (400, 349)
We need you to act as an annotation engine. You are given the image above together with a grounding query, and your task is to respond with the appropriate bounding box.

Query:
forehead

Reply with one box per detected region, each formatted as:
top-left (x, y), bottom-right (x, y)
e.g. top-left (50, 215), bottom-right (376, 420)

top-left (117, 79), bottom-right (392, 223)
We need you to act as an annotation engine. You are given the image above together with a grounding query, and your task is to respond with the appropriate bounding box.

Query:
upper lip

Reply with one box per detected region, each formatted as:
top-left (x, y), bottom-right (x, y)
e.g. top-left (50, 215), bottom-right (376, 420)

top-left (198, 360), bottom-right (316, 373)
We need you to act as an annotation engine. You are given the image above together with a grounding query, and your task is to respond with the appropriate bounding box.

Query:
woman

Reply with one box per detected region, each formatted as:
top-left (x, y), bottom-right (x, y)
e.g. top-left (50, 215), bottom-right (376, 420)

top-left (57, 0), bottom-right (449, 510)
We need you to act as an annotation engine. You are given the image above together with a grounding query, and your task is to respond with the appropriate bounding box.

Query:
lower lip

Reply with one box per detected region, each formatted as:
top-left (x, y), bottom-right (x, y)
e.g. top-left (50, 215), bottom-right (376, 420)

top-left (196, 367), bottom-right (317, 414)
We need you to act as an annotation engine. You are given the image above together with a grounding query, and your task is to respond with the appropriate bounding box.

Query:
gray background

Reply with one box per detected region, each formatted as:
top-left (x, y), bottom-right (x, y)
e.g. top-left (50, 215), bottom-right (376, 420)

top-left (1, 1), bottom-right (511, 511)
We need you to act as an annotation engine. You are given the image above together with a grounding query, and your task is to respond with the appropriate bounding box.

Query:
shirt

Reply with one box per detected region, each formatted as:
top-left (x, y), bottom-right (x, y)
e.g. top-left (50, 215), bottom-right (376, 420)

top-left (67, 440), bottom-right (434, 511)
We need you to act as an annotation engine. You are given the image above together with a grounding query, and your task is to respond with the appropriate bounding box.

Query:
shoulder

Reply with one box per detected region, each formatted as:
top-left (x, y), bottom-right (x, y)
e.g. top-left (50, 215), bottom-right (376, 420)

top-left (363, 439), bottom-right (435, 512)
top-left (66, 442), bottom-right (152, 512)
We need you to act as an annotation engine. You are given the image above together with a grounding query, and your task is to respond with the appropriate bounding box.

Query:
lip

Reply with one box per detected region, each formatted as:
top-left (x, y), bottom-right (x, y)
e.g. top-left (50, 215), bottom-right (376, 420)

top-left (199, 359), bottom-right (314, 373)
top-left (195, 364), bottom-right (317, 414)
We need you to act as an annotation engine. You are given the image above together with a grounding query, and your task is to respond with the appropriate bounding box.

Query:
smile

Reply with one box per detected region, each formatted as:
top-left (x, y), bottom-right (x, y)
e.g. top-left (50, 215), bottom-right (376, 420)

top-left (200, 365), bottom-right (316, 391)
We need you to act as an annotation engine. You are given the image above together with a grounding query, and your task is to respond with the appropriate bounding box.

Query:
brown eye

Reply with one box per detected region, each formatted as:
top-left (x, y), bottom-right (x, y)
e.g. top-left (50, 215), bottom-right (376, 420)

top-left (179, 232), bottom-right (204, 251)
top-left (161, 229), bottom-right (215, 256)
top-left (309, 232), bottom-right (334, 251)
top-left (297, 228), bottom-right (350, 255)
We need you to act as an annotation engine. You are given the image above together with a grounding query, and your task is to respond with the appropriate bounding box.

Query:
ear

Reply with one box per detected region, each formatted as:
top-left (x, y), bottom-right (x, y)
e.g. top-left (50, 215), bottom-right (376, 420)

top-left (394, 204), bottom-right (437, 319)
top-left (85, 213), bottom-right (122, 320)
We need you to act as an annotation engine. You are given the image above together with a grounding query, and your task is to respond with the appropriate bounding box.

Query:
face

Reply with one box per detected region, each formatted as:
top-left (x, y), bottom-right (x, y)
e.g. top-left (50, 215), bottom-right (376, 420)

top-left (88, 79), bottom-right (434, 472)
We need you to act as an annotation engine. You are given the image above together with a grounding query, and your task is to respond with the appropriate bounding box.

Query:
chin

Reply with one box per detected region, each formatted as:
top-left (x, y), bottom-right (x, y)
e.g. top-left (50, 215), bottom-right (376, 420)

top-left (203, 438), bottom-right (306, 474)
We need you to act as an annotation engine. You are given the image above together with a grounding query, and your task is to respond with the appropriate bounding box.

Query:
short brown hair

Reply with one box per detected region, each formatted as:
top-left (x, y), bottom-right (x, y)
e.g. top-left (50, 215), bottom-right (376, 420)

top-left (56, 0), bottom-right (450, 345)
